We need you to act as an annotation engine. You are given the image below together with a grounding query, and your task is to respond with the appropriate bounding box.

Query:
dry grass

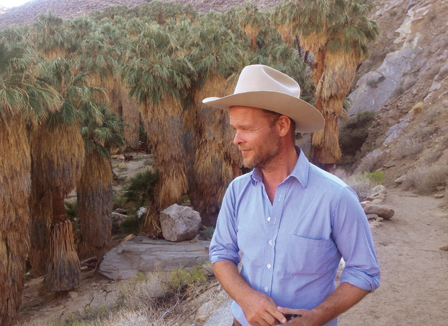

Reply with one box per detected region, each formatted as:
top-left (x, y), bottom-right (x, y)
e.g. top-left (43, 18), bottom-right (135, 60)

top-left (394, 138), bottom-right (423, 160)
top-left (356, 149), bottom-right (383, 173)
top-left (28, 262), bottom-right (218, 326)
top-left (411, 102), bottom-right (424, 115)
top-left (402, 162), bottom-right (448, 194)
top-left (333, 169), bottom-right (382, 201)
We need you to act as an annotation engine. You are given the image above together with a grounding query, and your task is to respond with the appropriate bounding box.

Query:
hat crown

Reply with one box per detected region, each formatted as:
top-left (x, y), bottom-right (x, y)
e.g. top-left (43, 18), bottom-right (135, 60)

top-left (234, 64), bottom-right (301, 98)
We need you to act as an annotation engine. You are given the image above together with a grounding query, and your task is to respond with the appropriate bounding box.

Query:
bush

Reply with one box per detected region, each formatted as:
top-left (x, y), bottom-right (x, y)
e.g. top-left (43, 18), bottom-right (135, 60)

top-left (411, 102), bottom-right (424, 115)
top-left (394, 138), bottom-right (423, 159)
top-left (402, 163), bottom-right (448, 194)
top-left (123, 169), bottom-right (159, 208)
top-left (333, 169), bottom-right (382, 201)
top-left (163, 266), bottom-right (207, 294)
top-left (120, 215), bottom-right (143, 234)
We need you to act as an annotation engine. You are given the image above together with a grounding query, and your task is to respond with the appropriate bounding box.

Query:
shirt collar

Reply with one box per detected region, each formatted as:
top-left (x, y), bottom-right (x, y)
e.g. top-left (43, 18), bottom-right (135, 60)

top-left (249, 146), bottom-right (309, 188)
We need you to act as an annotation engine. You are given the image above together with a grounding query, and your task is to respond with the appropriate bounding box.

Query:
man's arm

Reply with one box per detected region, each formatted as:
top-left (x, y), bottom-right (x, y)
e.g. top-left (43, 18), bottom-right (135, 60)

top-left (277, 282), bottom-right (369, 326)
top-left (213, 260), bottom-right (287, 326)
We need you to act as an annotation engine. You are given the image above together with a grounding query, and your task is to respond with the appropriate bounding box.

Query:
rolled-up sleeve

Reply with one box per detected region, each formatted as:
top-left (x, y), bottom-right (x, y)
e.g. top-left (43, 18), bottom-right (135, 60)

top-left (332, 186), bottom-right (381, 292)
top-left (209, 182), bottom-right (240, 265)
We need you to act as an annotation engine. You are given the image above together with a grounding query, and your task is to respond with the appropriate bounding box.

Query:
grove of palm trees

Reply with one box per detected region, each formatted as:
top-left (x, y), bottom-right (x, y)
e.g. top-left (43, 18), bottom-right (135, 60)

top-left (0, 0), bottom-right (379, 325)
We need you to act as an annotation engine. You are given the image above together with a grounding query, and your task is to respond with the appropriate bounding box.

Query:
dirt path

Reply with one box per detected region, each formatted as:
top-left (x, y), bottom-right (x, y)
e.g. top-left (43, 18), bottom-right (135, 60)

top-left (339, 188), bottom-right (448, 326)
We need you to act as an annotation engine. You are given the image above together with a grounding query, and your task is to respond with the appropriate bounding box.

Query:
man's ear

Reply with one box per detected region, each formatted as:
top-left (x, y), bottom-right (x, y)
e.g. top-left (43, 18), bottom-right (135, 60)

top-left (276, 115), bottom-right (291, 137)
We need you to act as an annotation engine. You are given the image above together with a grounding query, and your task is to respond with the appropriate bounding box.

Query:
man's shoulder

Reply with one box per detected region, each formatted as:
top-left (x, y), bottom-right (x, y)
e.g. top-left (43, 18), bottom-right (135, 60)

top-left (308, 163), bottom-right (349, 191)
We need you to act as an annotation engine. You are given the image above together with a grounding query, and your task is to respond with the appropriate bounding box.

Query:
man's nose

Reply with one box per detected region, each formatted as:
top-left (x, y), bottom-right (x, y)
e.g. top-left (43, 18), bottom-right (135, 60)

top-left (233, 130), bottom-right (242, 145)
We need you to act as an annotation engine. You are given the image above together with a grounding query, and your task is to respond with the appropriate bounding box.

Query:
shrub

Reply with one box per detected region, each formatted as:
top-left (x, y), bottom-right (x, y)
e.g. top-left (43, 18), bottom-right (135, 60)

top-left (123, 169), bottom-right (159, 208)
top-left (402, 164), bottom-right (448, 194)
top-left (411, 102), bottom-right (424, 115)
top-left (365, 171), bottom-right (384, 184)
top-left (394, 138), bottom-right (423, 159)
top-left (120, 215), bottom-right (143, 234)
top-left (163, 266), bottom-right (207, 294)
top-left (333, 169), bottom-right (381, 201)
top-left (356, 148), bottom-right (383, 172)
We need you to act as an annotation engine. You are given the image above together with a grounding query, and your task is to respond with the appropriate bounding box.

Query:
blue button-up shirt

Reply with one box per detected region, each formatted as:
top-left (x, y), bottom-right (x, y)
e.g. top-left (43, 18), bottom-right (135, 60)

top-left (209, 147), bottom-right (380, 326)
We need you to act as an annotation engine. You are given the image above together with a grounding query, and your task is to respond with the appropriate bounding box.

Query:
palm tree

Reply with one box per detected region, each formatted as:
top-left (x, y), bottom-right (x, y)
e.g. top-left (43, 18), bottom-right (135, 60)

top-left (290, 0), bottom-right (379, 168)
top-left (29, 58), bottom-right (106, 291)
top-left (186, 19), bottom-right (245, 226)
top-left (239, 2), bottom-right (268, 52)
top-left (77, 105), bottom-right (126, 258)
top-left (121, 24), bottom-right (192, 234)
top-left (29, 11), bottom-right (70, 60)
top-left (0, 41), bottom-right (61, 326)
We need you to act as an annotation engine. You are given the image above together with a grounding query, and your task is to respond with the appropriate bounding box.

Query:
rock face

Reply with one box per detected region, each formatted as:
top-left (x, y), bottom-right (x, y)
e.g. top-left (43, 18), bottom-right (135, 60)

top-left (100, 237), bottom-right (210, 280)
top-left (160, 204), bottom-right (201, 242)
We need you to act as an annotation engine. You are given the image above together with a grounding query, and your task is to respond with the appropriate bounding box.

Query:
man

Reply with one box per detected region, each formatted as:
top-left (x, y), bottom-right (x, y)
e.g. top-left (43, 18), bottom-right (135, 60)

top-left (204, 65), bottom-right (380, 326)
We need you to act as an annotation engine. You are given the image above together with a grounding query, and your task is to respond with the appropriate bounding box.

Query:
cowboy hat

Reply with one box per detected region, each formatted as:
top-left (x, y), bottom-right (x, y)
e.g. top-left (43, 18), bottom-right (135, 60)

top-left (202, 64), bottom-right (324, 133)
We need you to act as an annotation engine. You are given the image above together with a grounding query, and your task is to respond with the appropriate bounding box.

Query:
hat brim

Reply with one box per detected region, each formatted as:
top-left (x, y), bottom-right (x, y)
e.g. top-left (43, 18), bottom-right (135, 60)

top-left (202, 91), bottom-right (324, 133)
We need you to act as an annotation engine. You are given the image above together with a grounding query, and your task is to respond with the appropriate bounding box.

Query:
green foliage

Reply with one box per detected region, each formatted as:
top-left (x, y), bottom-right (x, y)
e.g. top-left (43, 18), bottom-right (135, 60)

top-left (339, 111), bottom-right (375, 166)
top-left (200, 226), bottom-right (215, 240)
top-left (119, 215), bottom-right (143, 234)
top-left (122, 169), bottom-right (159, 207)
top-left (163, 265), bottom-right (207, 294)
top-left (364, 171), bottom-right (384, 184)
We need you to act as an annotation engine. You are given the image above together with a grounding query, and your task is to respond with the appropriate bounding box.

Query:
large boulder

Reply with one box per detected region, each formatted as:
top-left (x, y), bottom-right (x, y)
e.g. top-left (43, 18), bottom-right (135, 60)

top-left (160, 204), bottom-right (201, 242)
top-left (100, 237), bottom-right (210, 280)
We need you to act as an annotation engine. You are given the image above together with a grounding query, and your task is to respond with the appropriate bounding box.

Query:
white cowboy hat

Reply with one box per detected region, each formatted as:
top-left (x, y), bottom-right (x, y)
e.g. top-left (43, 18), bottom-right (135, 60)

top-left (202, 64), bottom-right (324, 133)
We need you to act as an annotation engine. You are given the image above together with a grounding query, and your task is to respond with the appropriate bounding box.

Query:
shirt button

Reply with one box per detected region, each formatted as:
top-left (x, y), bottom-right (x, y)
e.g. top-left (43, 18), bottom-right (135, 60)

top-left (267, 264), bottom-right (272, 269)
top-left (268, 240), bottom-right (273, 246)
top-left (267, 217), bottom-right (271, 221)
top-left (265, 287), bottom-right (268, 292)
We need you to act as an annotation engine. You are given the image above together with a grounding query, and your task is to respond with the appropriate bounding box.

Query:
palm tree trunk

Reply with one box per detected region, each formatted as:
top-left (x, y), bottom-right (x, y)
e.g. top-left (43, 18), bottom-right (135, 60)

top-left (0, 117), bottom-right (31, 326)
top-left (78, 151), bottom-right (113, 253)
top-left (44, 192), bottom-right (80, 291)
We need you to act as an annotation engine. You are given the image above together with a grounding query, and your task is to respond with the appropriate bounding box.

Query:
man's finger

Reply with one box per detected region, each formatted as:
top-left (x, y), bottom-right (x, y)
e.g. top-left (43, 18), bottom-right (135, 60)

top-left (268, 307), bottom-right (287, 324)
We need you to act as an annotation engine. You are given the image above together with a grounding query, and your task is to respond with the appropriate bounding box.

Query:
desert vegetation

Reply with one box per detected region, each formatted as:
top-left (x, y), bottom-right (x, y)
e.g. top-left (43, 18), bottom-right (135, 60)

top-left (0, 0), bottom-right (380, 324)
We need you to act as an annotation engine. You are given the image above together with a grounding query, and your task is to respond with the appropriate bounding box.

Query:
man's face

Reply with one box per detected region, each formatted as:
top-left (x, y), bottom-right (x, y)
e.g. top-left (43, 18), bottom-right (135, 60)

top-left (229, 106), bottom-right (281, 170)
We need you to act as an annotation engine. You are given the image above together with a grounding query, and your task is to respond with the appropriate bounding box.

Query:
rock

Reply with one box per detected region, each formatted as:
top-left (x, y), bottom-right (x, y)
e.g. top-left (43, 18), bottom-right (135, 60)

top-left (203, 299), bottom-right (233, 326)
top-left (434, 194), bottom-right (444, 199)
top-left (137, 206), bottom-right (147, 218)
top-left (439, 246), bottom-right (448, 251)
top-left (383, 162), bottom-right (396, 168)
top-left (362, 203), bottom-right (395, 219)
top-left (68, 291), bottom-right (78, 299)
top-left (376, 217), bottom-right (384, 222)
top-left (366, 214), bottom-right (379, 220)
top-left (160, 204), bottom-right (201, 242)
top-left (100, 237), bottom-right (210, 280)
top-left (114, 208), bottom-right (127, 215)
top-left (111, 212), bottom-right (127, 230)
top-left (394, 175), bottom-right (407, 185)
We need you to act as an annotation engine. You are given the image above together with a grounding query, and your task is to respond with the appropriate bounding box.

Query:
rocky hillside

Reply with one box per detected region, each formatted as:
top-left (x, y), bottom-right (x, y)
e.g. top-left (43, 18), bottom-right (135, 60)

top-left (349, 0), bottom-right (448, 191)
top-left (0, 0), bottom-right (282, 29)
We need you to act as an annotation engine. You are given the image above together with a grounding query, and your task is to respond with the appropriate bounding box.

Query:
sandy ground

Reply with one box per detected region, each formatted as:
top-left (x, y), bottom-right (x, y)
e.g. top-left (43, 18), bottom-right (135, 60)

top-left (339, 188), bottom-right (448, 326)
top-left (17, 187), bottom-right (448, 325)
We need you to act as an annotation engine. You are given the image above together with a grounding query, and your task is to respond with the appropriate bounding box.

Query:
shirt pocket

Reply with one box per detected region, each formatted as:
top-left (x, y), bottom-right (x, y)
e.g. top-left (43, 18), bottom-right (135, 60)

top-left (283, 234), bottom-right (338, 276)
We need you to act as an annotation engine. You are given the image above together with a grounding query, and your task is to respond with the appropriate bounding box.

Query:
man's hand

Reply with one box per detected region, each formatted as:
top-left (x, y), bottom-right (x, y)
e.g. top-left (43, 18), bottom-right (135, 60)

top-left (212, 261), bottom-right (287, 325)
top-left (277, 307), bottom-right (319, 326)
top-left (239, 290), bottom-right (287, 326)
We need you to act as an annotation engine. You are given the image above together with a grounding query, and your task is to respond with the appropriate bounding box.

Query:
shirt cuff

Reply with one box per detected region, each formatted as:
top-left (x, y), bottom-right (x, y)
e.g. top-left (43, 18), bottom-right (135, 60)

top-left (340, 267), bottom-right (380, 293)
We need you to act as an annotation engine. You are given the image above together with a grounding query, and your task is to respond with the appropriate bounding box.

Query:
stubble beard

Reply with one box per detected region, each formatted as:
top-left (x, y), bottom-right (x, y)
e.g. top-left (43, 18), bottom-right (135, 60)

top-left (243, 134), bottom-right (281, 170)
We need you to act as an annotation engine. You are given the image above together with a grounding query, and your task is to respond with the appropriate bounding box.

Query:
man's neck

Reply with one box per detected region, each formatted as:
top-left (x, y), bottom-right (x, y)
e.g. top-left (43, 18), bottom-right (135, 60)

top-left (261, 145), bottom-right (299, 196)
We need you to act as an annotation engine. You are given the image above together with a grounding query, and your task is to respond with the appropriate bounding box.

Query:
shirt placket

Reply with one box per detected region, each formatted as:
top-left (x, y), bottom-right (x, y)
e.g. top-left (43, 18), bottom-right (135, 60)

top-left (261, 180), bottom-right (288, 296)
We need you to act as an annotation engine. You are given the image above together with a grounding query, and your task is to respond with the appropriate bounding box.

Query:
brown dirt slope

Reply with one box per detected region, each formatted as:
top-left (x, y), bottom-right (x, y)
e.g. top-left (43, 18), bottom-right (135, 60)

top-left (340, 188), bottom-right (448, 326)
